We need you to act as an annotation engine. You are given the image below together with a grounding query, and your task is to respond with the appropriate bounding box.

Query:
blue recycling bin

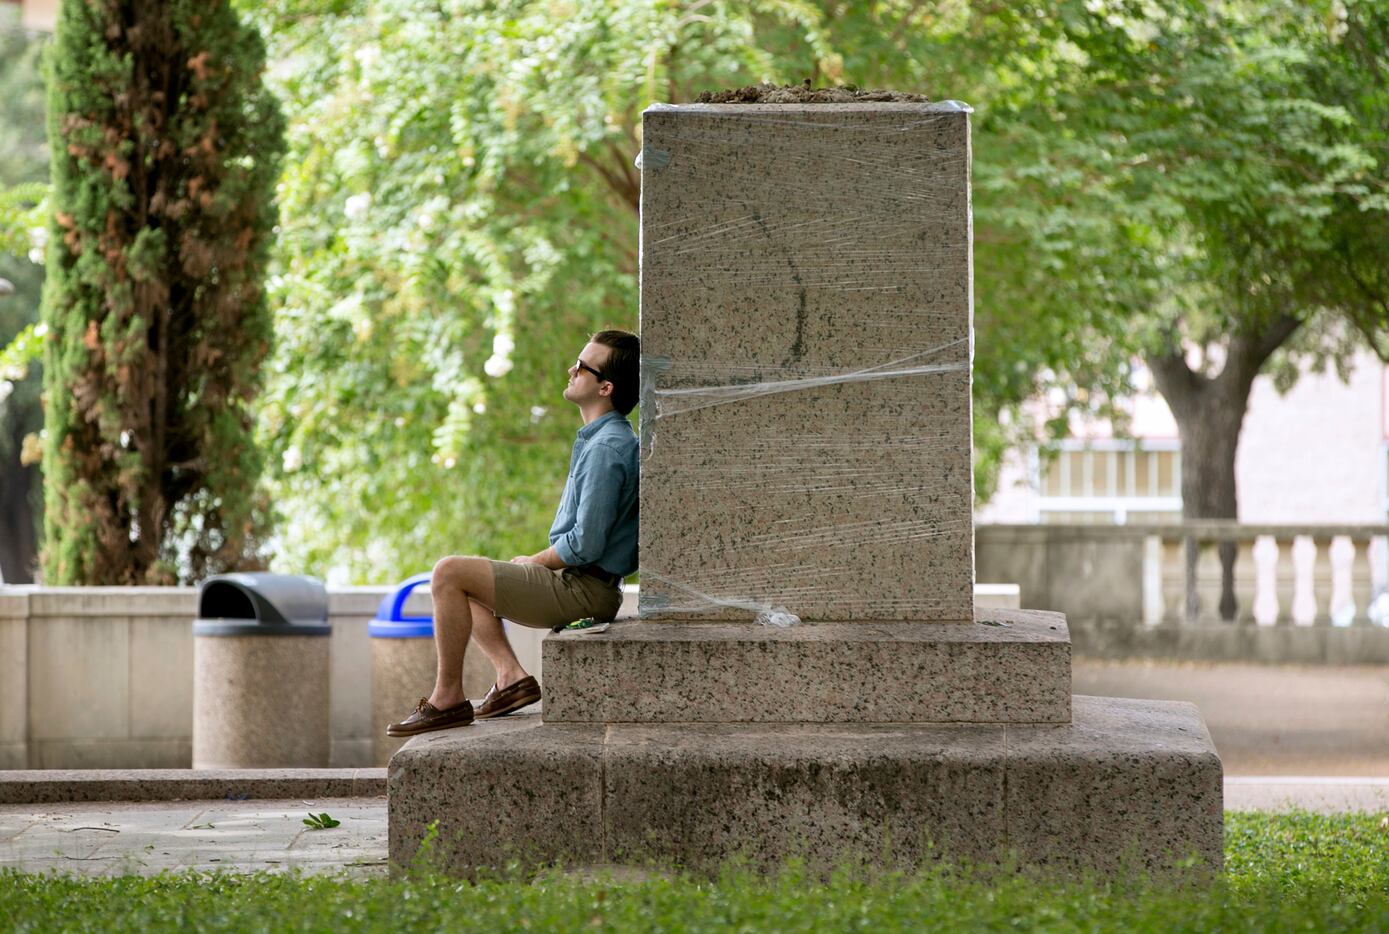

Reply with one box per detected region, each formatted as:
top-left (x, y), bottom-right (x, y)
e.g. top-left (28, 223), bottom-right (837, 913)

top-left (370, 572), bottom-right (434, 639)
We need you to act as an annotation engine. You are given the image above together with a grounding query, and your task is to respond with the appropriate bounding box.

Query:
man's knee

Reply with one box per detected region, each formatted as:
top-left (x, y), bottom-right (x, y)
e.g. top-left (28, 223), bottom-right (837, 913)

top-left (432, 555), bottom-right (489, 593)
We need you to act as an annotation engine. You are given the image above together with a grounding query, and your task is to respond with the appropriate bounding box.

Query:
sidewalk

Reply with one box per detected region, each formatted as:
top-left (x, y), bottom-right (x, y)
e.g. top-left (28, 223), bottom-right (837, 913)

top-left (1224, 776), bottom-right (1389, 813)
top-left (2, 779), bottom-right (1385, 878)
top-left (0, 797), bottom-right (387, 878)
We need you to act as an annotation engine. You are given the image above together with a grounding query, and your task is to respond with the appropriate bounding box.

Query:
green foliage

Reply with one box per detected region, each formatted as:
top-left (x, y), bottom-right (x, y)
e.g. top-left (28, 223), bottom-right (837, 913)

top-left (41, 0), bottom-right (286, 584)
top-left (245, 0), bottom-right (842, 580)
top-left (0, 182), bottom-right (47, 259)
top-left (885, 1), bottom-right (1389, 492)
top-left (248, 1), bottom-right (1389, 576)
top-left (1, 812), bottom-right (1388, 931)
top-left (0, 8), bottom-right (49, 583)
top-left (0, 322), bottom-right (44, 377)
top-left (303, 811), bottom-right (342, 830)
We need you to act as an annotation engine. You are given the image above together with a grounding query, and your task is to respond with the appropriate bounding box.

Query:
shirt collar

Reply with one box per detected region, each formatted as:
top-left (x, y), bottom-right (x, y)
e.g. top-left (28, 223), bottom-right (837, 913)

top-left (577, 409), bottom-right (623, 440)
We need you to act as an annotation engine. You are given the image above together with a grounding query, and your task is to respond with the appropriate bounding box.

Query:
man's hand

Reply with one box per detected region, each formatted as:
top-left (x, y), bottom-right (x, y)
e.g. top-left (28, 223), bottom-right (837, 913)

top-left (511, 548), bottom-right (567, 570)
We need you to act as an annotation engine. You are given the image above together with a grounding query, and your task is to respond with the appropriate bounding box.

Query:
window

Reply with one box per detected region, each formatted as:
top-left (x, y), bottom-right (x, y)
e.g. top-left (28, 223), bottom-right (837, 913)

top-left (1035, 440), bottom-right (1181, 524)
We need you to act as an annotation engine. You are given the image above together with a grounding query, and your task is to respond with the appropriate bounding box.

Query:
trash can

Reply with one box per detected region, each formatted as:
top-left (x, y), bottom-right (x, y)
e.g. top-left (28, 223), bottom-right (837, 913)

top-left (193, 573), bottom-right (331, 769)
top-left (370, 573), bottom-right (495, 765)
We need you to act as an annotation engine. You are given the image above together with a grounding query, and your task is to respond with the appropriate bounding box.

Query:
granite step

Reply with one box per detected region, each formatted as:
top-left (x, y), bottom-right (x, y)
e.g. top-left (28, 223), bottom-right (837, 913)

top-left (387, 695), bottom-right (1222, 878)
top-left (541, 607), bottom-right (1071, 724)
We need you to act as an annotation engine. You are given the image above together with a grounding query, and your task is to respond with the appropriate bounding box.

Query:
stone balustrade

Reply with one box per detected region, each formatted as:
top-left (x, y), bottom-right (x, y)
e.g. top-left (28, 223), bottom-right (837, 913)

top-left (1149, 522), bottom-right (1389, 627)
top-left (978, 522), bottom-right (1389, 628)
top-left (977, 522), bottom-right (1389, 665)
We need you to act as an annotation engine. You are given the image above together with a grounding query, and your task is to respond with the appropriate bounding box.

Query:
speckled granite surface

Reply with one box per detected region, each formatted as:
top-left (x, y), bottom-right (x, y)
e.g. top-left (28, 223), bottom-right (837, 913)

top-left (388, 102), bottom-right (1224, 881)
top-left (387, 696), bottom-right (1222, 876)
top-left (193, 636), bottom-right (330, 769)
top-left (0, 769), bottom-right (385, 804)
top-left (638, 103), bottom-right (975, 622)
top-left (541, 608), bottom-right (1071, 724)
top-left (1005, 694), bottom-right (1224, 871)
top-left (388, 714), bottom-right (604, 872)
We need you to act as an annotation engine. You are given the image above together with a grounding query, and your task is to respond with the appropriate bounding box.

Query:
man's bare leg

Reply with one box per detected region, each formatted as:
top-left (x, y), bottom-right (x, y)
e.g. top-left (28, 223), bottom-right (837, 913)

top-left (467, 603), bottom-right (529, 691)
top-left (427, 556), bottom-right (497, 710)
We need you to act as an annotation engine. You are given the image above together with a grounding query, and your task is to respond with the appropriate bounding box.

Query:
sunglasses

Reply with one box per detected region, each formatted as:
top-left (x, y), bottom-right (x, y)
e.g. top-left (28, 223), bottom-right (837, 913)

top-left (574, 359), bottom-right (606, 381)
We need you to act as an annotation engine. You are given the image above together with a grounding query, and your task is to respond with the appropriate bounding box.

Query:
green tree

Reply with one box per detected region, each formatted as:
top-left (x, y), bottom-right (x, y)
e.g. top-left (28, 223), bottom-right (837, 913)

top-left (245, 0), bottom-right (836, 580)
top-left (0, 6), bottom-right (49, 583)
top-left (953, 0), bottom-right (1389, 521)
top-left (250, 0), bottom-right (1388, 581)
top-left (41, 0), bottom-right (286, 584)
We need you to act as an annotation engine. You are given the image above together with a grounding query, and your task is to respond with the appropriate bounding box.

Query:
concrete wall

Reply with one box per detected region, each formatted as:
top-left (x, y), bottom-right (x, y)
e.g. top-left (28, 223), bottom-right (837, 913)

top-left (975, 524), bottom-right (1146, 622)
top-left (1069, 616), bottom-right (1389, 664)
top-left (0, 585), bottom-right (562, 770)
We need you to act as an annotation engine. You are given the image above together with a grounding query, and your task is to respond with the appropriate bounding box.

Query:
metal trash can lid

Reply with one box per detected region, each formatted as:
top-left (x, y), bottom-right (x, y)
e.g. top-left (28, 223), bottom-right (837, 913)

top-left (194, 572), bottom-right (331, 637)
top-left (369, 573), bottom-right (433, 638)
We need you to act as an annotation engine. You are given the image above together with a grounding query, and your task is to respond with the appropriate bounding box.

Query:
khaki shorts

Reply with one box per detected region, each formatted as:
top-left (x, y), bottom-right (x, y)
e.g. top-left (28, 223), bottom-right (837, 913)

top-left (490, 560), bottom-right (623, 630)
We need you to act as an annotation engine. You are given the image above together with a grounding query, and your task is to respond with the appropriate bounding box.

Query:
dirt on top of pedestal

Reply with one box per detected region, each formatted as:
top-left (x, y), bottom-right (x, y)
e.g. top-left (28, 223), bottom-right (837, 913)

top-left (695, 82), bottom-right (931, 104)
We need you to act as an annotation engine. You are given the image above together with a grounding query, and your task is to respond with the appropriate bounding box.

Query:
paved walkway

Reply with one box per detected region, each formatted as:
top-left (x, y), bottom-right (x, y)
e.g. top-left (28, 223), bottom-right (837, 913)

top-left (1224, 776), bottom-right (1389, 813)
top-left (2, 780), bottom-right (1386, 878)
top-left (0, 797), bottom-right (387, 878)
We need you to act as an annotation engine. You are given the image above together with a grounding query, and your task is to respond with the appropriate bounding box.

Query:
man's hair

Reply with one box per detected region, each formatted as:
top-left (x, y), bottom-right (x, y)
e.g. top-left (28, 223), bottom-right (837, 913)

top-left (591, 329), bottom-right (640, 415)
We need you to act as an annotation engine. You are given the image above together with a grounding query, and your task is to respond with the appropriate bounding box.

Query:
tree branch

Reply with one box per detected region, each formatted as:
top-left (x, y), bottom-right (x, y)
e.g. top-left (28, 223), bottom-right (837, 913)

top-left (1144, 330), bottom-right (1204, 419)
top-left (579, 146), bottom-right (640, 213)
top-left (1217, 311), bottom-right (1301, 394)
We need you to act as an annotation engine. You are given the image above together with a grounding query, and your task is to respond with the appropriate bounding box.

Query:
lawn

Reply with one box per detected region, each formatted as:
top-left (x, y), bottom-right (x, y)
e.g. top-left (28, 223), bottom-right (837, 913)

top-left (3, 811), bottom-right (1387, 932)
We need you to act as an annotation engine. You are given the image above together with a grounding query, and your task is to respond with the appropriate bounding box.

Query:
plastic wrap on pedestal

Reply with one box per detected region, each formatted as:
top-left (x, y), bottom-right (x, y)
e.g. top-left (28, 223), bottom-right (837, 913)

top-left (637, 102), bottom-right (975, 623)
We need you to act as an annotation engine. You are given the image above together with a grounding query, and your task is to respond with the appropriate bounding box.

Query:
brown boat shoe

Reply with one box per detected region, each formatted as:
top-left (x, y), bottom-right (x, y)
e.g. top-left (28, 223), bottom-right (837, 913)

top-left (474, 676), bottom-right (542, 719)
top-left (386, 697), bottom-right (474, 736)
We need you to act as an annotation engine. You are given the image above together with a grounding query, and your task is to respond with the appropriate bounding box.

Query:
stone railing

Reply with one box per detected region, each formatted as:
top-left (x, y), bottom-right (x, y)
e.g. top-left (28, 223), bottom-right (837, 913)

top-left (1150, 522), bottom-right (1389, 627)
top-left (976, 522), bottom-right (1389, 663)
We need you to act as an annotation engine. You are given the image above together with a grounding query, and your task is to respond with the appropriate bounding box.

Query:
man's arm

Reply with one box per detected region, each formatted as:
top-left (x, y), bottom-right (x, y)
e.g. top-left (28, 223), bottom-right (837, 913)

top-left (511, 547), bottom-right (567, 570)
top-left (549, 440), bottom-right (628, 568)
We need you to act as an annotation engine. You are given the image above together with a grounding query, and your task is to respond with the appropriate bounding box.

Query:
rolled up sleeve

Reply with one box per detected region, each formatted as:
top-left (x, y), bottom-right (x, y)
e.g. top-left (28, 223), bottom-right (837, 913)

top-left (551, 441), bottom-right (628, 567)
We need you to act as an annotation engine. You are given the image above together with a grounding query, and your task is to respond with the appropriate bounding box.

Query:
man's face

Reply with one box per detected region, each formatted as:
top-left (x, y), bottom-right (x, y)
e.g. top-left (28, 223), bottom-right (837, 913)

top-left (563, 341), bottom-right (613, 407)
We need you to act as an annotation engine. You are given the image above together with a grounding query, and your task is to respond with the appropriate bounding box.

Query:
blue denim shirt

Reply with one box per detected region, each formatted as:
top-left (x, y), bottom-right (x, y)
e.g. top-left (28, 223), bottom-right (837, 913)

top-left (549, 410), bottom-right (639, 578)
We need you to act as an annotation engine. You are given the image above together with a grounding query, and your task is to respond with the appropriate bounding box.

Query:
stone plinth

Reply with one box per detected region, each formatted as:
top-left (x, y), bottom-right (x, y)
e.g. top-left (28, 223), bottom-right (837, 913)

top-left (388, 695), bottom-right (1222, 876)
top-left (541, 608), bottom-right (1071, 724)
top-left (388, 100), bottom-right (1223, 881)
top-left (638, 103), bottom-right (974, 622)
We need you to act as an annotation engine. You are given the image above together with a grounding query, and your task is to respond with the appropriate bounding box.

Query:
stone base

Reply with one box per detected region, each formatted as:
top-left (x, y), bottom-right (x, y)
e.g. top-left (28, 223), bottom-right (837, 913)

top-left (541, 608), bottom-right (1072, 724)
top-left (388, 695), bottom-right (1222, 877)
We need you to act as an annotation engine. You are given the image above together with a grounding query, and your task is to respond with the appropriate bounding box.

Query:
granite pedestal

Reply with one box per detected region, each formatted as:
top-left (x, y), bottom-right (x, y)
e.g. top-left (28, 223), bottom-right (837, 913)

top-left (387, 100), bottom-right (1221, 878)
top-left (637, 103), bottom-right (975, 622)
top-left (388, 694), bottom-right (1222, 876)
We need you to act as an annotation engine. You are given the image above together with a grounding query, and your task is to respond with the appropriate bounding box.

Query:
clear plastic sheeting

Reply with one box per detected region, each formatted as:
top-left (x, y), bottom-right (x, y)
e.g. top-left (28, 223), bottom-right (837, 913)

top-left (640, 571), bottom-right (802, 628)
top-left (648, 338), bottom-right (970, 421)
top-left (636, 103), bottom-right (976, 624)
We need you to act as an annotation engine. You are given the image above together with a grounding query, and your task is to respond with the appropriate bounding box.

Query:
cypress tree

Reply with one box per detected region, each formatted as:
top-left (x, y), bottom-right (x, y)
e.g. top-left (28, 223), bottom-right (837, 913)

top-left (40, 0), bottom-right (285, 584)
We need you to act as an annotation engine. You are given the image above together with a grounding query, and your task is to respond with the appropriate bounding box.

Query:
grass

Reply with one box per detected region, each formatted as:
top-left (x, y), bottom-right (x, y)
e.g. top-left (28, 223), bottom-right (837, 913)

top-left (2, 811), bottom-right (1388, 932)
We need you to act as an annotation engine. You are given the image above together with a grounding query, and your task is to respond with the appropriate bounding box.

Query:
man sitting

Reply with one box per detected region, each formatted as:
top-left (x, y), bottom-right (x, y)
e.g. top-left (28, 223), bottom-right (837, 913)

top-left (387, 329), bottom-right (640, 736)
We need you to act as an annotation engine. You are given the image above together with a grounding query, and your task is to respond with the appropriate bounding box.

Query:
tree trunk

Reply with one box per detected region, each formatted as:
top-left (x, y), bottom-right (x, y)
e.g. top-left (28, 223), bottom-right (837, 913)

top-left (1145, 314), bottom-right (1301, 621)
top-left (0, 455), bottom-right (37, 583)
